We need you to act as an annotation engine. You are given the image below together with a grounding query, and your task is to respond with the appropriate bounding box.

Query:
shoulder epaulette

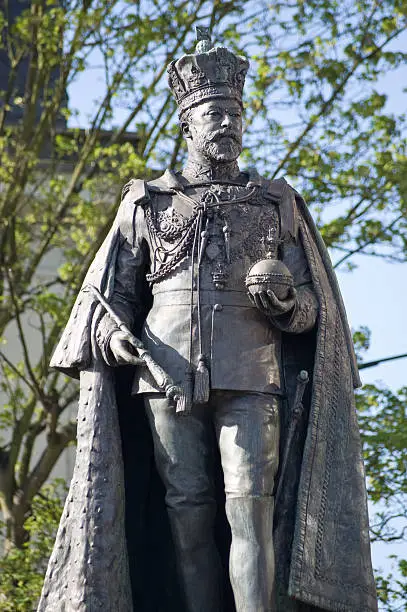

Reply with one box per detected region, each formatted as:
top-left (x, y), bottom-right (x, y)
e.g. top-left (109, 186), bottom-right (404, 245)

top-left (266, 177), bottom-right (287, 201)
top-left (121, 178), bottom-right (150, 206)
top-left (245, 168), bottom-right (287, 202)
top-left (148, 169), bottom-right (185, 193)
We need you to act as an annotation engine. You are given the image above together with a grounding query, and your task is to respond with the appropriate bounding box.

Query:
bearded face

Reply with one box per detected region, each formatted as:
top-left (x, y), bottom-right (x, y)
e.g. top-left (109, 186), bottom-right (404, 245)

top-left (182, 99), bottom-right (243, 163)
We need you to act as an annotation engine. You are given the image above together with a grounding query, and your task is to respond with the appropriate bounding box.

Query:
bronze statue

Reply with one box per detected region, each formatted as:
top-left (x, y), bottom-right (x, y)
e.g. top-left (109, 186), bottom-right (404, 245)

top-left (38, 29), bottom-right (378, 612)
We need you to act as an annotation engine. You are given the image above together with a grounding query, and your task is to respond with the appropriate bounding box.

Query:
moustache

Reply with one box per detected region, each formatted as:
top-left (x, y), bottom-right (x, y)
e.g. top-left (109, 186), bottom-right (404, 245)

top-left (207, 130), bottom-right (240, 143)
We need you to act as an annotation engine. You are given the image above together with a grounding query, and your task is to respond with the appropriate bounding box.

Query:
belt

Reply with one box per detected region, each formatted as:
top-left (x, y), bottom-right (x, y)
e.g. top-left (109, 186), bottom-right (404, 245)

top-left (152, 289), bottom-right (252, 307)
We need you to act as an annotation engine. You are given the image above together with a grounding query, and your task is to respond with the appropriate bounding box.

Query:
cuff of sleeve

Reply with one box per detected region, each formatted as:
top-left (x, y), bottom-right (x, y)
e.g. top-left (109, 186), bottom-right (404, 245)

top-left (95, 315), bottom-right (120, 366)
top-left (271, 286), bottom-right (318, 333)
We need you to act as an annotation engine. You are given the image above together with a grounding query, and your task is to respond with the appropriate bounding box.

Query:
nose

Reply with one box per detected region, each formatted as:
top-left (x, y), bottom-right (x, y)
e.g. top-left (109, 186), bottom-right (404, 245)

top-left (220, 113), bottom-right (232, 128)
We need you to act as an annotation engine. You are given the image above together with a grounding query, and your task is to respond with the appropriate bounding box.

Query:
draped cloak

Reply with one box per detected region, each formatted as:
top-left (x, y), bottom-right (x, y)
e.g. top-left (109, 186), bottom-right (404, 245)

top-left (37, 174), bottom-right (378, 612)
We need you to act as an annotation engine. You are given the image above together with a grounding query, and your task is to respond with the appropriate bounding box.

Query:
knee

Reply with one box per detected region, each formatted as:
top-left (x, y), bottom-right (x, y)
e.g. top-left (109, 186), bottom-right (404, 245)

top-left (164, 473), bottom-right (215, 510)
top-left (167, 503), bottom-right (217, 553)
top-left (225, 496), bottom-right (274, 539)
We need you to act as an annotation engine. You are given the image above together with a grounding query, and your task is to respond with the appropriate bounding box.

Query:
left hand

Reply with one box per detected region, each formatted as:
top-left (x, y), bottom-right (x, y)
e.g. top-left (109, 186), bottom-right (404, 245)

top-left (249, 286), bottom-right (297, 318)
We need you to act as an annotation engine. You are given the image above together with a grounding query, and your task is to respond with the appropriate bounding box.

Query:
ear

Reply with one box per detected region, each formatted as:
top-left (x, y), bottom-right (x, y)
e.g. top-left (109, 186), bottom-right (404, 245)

top-left (181, 120), bottom-right (192, 139)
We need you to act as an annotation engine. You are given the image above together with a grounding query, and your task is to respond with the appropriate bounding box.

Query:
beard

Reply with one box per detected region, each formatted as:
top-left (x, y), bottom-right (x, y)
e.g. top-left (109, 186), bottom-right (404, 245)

top-left (195, 129), bottom-right (242, 162)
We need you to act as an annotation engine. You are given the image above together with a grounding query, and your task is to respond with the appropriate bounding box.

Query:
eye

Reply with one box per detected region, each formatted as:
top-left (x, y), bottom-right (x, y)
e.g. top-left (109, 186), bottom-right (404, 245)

top-left (207, 110), bottom-right (221, 116)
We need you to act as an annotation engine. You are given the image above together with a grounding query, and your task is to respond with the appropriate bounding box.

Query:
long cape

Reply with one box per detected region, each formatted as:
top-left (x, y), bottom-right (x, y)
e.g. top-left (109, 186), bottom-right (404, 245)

top-left (38, 178), bottom-right (377, 612)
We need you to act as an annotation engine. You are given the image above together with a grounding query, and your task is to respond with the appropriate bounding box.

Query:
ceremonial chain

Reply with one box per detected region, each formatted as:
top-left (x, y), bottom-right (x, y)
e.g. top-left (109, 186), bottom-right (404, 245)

top-left (145, 207), bottom-right (200, 283)
top-left (145, 184), bottom-right (259, 284)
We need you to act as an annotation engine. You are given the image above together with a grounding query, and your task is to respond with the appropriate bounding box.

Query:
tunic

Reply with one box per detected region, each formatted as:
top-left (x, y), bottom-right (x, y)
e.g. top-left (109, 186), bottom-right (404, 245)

top-left (96, 171), bottom-right (318, 396)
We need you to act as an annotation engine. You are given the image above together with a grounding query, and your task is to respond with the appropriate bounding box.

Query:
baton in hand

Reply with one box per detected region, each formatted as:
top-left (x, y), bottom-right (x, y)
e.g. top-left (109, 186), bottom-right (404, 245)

top-left (84, 284), bottom-right (191, 414)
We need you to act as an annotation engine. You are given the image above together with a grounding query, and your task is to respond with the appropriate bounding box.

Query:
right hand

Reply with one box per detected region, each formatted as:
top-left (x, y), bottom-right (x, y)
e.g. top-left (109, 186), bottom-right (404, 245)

top-left (109, 330), bottom-right (146, 366)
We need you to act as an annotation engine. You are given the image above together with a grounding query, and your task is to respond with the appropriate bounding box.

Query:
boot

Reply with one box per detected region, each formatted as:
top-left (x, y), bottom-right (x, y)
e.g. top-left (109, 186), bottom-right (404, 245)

top-left (167, 504), bottom-right (223, 612)
top-left (225, 496), bottom-right (276, 612)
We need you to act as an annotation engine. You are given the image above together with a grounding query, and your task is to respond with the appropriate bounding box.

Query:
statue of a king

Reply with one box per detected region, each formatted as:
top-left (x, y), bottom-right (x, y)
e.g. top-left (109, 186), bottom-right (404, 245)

top-left (38, 29), bottom-right (378, 612)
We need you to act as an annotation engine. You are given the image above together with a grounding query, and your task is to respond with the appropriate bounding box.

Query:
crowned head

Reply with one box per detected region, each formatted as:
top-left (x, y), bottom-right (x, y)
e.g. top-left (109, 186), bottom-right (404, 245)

top-left (167, 28), bottom-right (249, 164)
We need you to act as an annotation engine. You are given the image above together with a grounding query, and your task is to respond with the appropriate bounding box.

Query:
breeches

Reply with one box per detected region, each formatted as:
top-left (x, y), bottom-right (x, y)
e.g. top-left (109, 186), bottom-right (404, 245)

top-left (144, 391), bottom-right (280, 506)
top-left (144, 391), bottom-right (281, 611)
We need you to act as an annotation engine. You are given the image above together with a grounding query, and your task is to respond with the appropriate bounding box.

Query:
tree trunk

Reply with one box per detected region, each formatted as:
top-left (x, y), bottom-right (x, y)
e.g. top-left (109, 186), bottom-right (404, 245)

top-left (1, 497), bottom-right (29, 552)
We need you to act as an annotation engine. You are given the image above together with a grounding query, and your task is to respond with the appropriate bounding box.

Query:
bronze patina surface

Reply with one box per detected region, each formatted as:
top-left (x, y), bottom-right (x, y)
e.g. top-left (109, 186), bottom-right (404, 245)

top-left (38, 28), bottom-right (377, 612)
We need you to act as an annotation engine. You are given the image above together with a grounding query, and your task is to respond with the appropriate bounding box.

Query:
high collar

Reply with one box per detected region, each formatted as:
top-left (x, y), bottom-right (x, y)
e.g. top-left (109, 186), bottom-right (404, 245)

top-left (182, 159), bottom-right (241, 182)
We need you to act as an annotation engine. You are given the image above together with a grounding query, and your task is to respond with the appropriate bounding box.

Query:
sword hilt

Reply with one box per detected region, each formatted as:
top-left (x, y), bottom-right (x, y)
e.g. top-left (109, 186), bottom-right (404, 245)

top-left (293, 370), bottom-right (309, 417)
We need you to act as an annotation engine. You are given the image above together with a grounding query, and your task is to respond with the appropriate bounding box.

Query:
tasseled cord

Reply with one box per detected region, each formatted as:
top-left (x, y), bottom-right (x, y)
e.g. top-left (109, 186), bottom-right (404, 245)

top-left (176, 366), bottom-right (194, 414)
top-left (194, 208), bottom-right (210, 404)
top-left (176, 203), bottom-right (211, 412)
top-left (193, 354), bottom-right (210, 403)
top-left (176, 206), bottom-right (201, 415)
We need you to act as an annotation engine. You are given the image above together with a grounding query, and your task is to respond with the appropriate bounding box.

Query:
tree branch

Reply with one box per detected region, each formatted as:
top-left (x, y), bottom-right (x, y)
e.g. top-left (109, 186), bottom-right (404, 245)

top-left (333, 212), bottom-right (404, 268)
top-left (271, 26), bottom-right (407, 180)
top-left (21, 421), bottom-right (77, 508)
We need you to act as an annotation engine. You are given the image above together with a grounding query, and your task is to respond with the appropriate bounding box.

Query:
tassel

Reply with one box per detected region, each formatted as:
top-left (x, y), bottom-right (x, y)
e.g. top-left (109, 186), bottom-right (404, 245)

top-left (193, 354), bottom-right (210, 404)
top-left (176, 366), bottom-right (194, 415)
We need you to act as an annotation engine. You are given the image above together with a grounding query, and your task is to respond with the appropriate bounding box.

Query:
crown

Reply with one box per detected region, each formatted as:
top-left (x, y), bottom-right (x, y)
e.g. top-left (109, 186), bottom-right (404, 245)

top-left (167, 27), bottom-right (249, 114)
